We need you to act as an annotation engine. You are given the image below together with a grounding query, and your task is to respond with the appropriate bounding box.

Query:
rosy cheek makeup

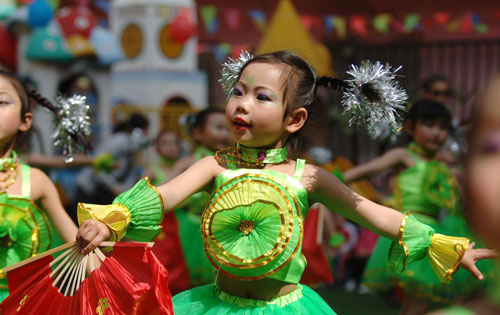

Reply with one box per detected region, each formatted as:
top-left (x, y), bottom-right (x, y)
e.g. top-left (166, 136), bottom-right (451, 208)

top-left (479, 133), bottom-right (500, 154)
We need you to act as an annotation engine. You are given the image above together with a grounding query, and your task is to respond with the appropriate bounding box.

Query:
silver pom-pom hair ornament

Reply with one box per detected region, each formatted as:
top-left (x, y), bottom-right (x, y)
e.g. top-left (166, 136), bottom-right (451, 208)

top-left (219, 50), bottom-right (253, 98)
top-left (342, 61), bottom-right (408, 138)
top-left (52, 95), bottom-right (92, 163)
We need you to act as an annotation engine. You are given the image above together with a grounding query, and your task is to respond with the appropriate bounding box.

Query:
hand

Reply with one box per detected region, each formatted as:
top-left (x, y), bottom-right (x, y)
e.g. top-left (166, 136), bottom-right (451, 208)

top-left (460, 241), bottom-right (497, 280)
top-left (76, 220), bottom-right (111, 255)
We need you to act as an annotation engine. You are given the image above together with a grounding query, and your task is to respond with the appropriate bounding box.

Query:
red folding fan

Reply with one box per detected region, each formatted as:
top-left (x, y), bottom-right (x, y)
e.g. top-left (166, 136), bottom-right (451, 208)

top-left (0, 241), bottom-right (173, 314)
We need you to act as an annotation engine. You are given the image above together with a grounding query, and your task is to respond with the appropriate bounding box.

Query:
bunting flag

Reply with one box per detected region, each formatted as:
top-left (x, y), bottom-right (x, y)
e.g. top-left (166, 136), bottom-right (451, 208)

top-left (323, 15), bottom-right (334, 34)
top-left (472, 13), bottom-right (489, 33)
top-left (349, 15), bottom-right (367, 37)
top-left (214, 42), bottom-right (231, 61)
top-left (373, 13), bottom-right (391, 34)
top-left (300, 14), bottom-right (322, 33)
top-left (223, 8), bottom-right (240, 30)
top-left (446, 16), bottom-right (461, 32)
top-left (434, 12), bottom-right (450, 25)
top-left (248, 9), bottom-right (266, 32)
top-left (460, 12), bottom-right (474, 32)
top-left (333, 16), bottom-right (346, 38)
top-left (390, 18), bottom-right (404, 33)
top-left (200, 5), bottom-right (218, 34)
top-left (404, 13), bottom-right (421, 32)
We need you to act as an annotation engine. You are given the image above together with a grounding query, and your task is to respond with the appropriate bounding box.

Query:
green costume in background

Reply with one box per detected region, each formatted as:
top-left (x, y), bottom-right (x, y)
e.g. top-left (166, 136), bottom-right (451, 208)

top-left (176, 146), bottom-right (216, 285)
top-left (363, 143), bottom-right (491, 302)
top-left (0, 153), bottom-right (62, 302)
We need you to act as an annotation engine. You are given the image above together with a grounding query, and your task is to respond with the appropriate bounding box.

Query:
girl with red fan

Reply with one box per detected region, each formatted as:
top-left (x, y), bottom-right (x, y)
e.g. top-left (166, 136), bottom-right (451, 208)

top-left (78, 51), bottom-right (495, 314)
top-left (0, 71), bottom-right (108, 302)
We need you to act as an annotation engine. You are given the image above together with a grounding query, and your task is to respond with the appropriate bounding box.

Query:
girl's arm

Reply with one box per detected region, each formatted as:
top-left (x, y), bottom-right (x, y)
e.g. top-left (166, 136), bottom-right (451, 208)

top-left (30, 168), bottom-right (80, 242)
top-left (166, 155), bottom-right (196, 180)
top-left (310, 165), bottom-right (402, 239)
top-left (309, 165), bottom-right (496, 281)
top-left (77, 156), bottom-right (219, 253)
top-left (343, 148), bottom-right (409, 183)
top-left (157, 156), bottom-right (219, 211)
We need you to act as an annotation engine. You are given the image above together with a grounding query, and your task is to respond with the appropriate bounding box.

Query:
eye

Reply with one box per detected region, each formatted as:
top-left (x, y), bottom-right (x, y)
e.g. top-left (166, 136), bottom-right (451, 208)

top-left (421, 119), bottom-right (434, 127)
top-left (256, 93), bottom-right (271, 101)
top-left (233, 87), bottom-right (243, 96)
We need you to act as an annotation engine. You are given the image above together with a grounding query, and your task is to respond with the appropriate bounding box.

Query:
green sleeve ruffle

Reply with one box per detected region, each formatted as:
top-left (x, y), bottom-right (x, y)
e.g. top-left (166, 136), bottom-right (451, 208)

top-left (78, 178), bottom-right (164, 242)
top-left (388, 212), bottom-right (469, 284)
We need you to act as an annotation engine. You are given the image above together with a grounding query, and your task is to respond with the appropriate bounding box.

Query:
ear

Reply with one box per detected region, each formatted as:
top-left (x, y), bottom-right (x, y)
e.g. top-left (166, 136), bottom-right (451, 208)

top-left (285, 108), bottom-right (308, 134)
top-left (404, 119), bottom-right (414, 137)
top-left (18, 112), bottom-right (33, 132)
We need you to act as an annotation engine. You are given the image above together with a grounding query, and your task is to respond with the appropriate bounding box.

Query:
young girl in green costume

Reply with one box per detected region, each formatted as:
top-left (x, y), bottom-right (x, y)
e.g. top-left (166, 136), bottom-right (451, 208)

top-left (77, 51), bottom-right (495, 314)
top-left (345, 99), bottom-right (490, 313)
top-left (0, 71), bottom-right (82, 301)
top-left (172, 108), bottom-right (232, 286)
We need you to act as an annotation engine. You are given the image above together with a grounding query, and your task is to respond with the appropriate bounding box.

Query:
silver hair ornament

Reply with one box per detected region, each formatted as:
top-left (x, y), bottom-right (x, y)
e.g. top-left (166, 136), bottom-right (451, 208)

top-left (219, 50), bottom-right (253, 98)
top-left (341, 61), bottom-right (408, 138)
top-left (52, 95), bottom-right (92, 163)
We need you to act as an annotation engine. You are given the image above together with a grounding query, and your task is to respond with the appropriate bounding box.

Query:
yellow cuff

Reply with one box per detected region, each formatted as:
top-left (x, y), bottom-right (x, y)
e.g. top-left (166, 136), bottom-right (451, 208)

top-left (77, 202), bottom-right (131, 241)
top-left (428, 233), bottom-right (469, 284)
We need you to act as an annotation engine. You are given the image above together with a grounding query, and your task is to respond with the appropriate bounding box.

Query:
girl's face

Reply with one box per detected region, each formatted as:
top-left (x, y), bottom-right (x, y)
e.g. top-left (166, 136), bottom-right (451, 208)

top-left (466, 80), bottom-right (500, 250)
top-left (194, 112), bottom-right (231, 151)
top-left (411, 118), bottom-right (449, 152)
top-left (0, 77), bottom-right (30, 151)
top-left (226, 62), bottom-right (289, 149)
top-left (156, 131), bottom-right (180, 160)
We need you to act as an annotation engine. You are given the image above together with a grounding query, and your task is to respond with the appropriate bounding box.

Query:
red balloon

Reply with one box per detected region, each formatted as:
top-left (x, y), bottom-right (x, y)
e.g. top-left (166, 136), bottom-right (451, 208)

top-left (169, 7), bottom-right (196, 44)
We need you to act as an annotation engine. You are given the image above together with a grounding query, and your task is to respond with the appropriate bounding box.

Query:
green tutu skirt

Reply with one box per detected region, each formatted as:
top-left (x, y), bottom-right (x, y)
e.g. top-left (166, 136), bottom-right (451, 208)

top-left (363, 214), bottom-right (494, 303)
top-left (173, 284), bottom-right (336, 314)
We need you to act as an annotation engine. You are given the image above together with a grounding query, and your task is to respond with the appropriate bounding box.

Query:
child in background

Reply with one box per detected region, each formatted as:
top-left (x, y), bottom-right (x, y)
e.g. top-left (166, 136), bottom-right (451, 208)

top-left (0, 71), bottom-right (84, 301)
top-left (144, 130), bottom-right (191, 294)
top-left (172, 108), bottom-right (232, 286)
top-left (77, 51), bottom-right (493, 314)
top-left (345, 99), bottom-right (489, 313)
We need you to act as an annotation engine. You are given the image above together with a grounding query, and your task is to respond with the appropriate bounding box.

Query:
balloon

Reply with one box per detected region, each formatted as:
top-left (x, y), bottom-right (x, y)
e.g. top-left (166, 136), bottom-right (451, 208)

top-left (27, 0), bottom-right (53, 28)
top-left (169, 7), bottom-right (196, 44)
top-left (56, 6), bottom-right (97, 38)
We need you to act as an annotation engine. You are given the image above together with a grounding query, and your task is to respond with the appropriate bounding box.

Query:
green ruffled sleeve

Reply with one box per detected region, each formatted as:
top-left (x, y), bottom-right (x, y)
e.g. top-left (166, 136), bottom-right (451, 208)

top-left (388, 211), bottom-right (469, 284)
top-left (78, 177), bottom-right (164, 242)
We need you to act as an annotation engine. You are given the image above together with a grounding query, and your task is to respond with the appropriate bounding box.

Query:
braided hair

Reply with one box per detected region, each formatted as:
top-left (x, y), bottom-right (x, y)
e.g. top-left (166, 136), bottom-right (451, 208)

top-left (0, 70), bottom-right (91, 151)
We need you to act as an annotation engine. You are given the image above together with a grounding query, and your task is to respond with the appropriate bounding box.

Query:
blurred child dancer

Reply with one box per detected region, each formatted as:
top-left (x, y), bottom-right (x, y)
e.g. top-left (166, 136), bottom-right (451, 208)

top-left (173, 109), bottom-right (232, 286)
top-left (345, 99), bottom-right (489, 313)
top-left (0, 71), bottom-right (88, 301)
top-left (455, 78), bottom-right (500, 314)
top-left (77, 51), bottom-right (494, 314)
top-left (143, 130), bottom-right (191, 294)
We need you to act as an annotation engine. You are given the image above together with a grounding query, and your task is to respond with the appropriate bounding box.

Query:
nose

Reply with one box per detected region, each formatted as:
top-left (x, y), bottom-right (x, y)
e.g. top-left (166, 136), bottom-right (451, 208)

top-left (235, 95), bottom-right (250, 114)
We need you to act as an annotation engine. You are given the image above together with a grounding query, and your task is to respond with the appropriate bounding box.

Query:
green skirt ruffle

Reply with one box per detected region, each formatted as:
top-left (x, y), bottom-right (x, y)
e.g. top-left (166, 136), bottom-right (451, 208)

top-left (173, 283), bottom-right (336, 314)
top-left (363, 214), bottom-right (494, 303)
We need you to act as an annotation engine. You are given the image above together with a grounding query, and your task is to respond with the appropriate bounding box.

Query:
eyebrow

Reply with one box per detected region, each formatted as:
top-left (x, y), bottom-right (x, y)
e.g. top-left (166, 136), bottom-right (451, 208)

top-left (237, 80), bottom-right (277, 95)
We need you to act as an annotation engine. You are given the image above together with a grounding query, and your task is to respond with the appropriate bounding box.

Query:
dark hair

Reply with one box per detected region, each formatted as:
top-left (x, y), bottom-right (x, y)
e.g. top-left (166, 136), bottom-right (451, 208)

top-left (421, 74), bottom-right (450, 93)
top-left (114, 113), bottom-right (149, 133)
top-left (0, 70), bottom-right (91, 151)
top-left (238, 51), bottom-right (350, 150)
top-left (406, 99), bottom-right (452, 128)
top-left (187, 108), bottom-right (224, 135)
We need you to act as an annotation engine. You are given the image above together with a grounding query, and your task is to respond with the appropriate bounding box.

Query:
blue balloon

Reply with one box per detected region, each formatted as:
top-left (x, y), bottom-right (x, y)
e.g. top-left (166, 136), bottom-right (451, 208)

top-left (28, 0), bottom-right (53, 28)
